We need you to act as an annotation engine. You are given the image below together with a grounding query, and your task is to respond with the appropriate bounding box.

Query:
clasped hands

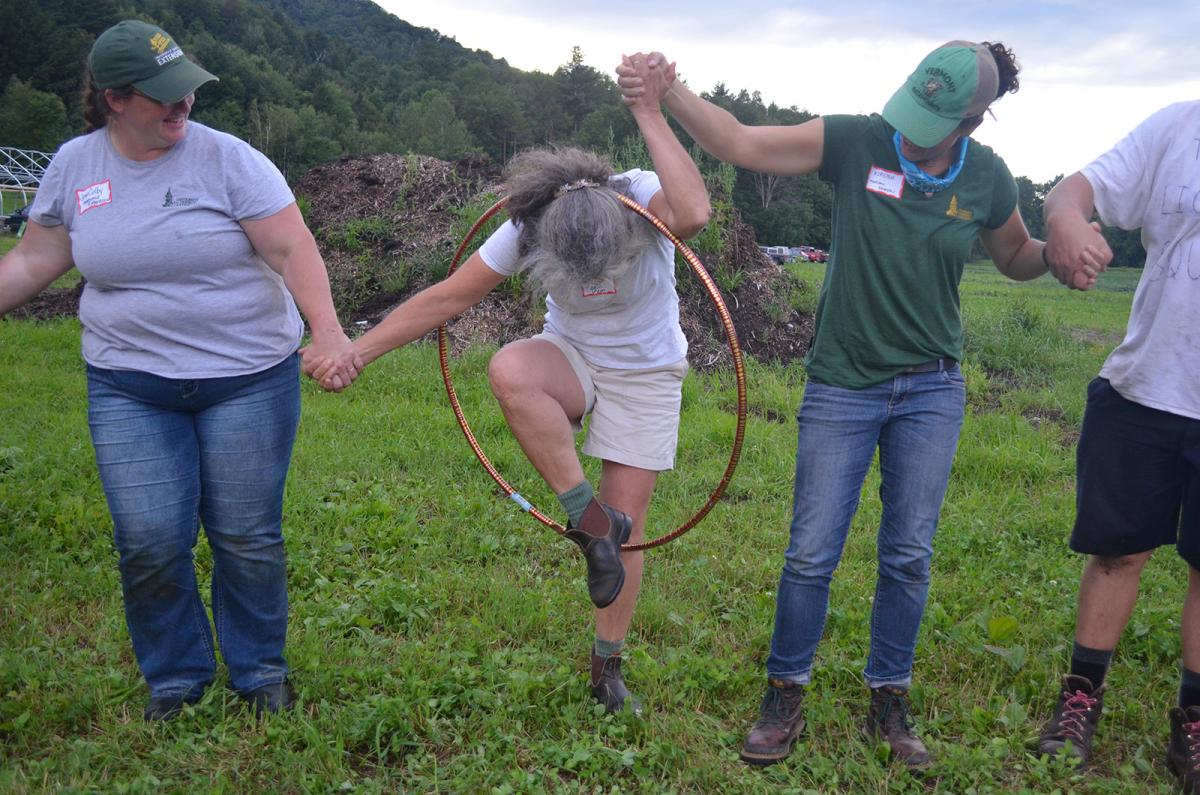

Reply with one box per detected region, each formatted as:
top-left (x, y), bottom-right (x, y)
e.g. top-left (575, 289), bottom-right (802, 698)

top-left (616, 51), bottom-right (676, 107)
top-left (300, 331), bottom-right (362, 393)
top-left (1045, 219), bottom-right (1112, 291)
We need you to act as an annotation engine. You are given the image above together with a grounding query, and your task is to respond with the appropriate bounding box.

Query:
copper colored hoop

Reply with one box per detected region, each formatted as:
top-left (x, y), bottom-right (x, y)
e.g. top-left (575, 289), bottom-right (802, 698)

top-left (437, 194), bottom-right (747, 551)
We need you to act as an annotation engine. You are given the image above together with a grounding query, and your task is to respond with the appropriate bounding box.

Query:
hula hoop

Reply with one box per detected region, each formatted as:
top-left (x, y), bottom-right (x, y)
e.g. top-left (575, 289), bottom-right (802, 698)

top-left (437, 195), bottom-right (747, 551)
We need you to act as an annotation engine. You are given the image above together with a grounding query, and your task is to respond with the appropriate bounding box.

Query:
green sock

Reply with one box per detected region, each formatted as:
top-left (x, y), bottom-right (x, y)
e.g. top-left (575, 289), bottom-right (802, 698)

top-left (594, 637), bottom-right (624, 658)
top-left (558, 480), bottom-right (594, 527)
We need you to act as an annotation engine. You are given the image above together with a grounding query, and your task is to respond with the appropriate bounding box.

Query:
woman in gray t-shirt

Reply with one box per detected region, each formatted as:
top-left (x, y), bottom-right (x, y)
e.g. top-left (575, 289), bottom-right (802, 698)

top-left (0, 20), bottom-right (359, 722)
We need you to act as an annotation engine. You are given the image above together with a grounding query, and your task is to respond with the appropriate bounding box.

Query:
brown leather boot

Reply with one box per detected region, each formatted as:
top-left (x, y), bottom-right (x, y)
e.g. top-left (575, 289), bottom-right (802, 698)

top-left (564, 499), bottom-right (631, 608)
top-left (590, 653), bottom-right (642, 716)
top-left (865, 686), bottom-right (932, 770)
top-left (740, 679), bottom-right (806, 766)
top-left (1166, 705), bottom-right (1200, 794)
top-left (1037, 674), bottom-right (1105, 767)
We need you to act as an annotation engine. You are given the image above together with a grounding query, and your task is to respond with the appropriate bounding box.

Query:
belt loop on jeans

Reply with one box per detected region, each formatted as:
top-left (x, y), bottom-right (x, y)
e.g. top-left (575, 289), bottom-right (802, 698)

top-left (903, 357), bottom-right (956, 374)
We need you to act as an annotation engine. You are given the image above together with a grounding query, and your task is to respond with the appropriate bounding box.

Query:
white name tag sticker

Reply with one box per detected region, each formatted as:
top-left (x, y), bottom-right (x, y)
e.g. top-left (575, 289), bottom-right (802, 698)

top-left (865, 166), bottom-right (904, 199)
top-left (76, 180), bottom-right (113, 215)
top-left (580, 280), bottom-right (617, 297)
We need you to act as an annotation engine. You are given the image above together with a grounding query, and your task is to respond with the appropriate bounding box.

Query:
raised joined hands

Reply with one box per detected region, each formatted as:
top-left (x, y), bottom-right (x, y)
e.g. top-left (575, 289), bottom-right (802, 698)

top-left (616, 51), bottom-right (677, 108)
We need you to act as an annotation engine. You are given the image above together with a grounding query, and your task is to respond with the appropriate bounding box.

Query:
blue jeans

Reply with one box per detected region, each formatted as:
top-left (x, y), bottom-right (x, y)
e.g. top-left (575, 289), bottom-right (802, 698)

top-left (767, 367), bottom-right (966, 688)
top-left (86, 355), bottom-right (300, 699)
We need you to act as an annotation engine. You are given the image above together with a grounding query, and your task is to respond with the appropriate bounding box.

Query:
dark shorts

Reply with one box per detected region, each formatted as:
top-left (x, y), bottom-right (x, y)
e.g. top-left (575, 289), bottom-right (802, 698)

top-left (1071, 378), bottom-right (1200, 568)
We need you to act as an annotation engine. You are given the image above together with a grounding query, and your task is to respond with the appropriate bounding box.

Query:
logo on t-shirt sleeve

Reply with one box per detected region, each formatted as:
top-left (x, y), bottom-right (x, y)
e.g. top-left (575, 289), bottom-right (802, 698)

top-left (76, 180), bottom-right (113, 215)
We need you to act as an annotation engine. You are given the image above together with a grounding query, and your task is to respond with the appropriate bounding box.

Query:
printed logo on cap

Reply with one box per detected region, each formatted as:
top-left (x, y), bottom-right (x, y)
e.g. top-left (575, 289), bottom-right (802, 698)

top-left (149, 32), bottom-right (172, 54)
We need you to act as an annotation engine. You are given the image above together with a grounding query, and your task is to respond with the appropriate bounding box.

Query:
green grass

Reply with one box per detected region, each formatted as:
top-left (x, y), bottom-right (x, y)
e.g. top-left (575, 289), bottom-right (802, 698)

top-left (2, 190), bottom-right (36, 216)
top-left (0, 264), bottom-right (1185, 794)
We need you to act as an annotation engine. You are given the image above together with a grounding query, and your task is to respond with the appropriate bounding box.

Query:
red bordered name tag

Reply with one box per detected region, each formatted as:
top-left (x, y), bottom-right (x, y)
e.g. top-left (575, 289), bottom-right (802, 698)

top-left (865, 166), bottom-right (904, 199)
top-left (580, 280), bottom-right (617, 297)
top-left (76, 180), bottom-right (113, 215)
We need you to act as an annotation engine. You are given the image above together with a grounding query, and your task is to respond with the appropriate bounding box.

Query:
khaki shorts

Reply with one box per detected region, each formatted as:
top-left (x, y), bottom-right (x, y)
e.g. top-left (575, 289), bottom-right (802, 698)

top-left (534, 332), bottom-right (688, 471)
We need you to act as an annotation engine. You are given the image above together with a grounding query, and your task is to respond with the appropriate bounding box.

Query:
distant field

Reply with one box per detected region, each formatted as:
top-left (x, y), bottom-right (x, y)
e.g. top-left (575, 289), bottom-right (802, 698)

top-left (4, 264), bottom-right (1187, 794)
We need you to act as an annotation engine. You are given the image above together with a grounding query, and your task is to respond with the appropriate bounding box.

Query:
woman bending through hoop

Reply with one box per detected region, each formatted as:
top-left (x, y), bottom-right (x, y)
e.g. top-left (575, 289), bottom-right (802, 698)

top-left (304, 109), bottom-right (710, 712)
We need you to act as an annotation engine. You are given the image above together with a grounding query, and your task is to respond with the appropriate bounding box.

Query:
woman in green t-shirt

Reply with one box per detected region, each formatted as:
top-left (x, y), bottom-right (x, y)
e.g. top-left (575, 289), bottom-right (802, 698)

top-left (617, 42), bottom-right (1073, 768)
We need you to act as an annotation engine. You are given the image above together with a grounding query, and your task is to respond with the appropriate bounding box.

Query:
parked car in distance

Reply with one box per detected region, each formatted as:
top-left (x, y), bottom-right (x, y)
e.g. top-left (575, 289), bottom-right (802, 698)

top-left (795, 245), bottom-right (827, 263)
top-left (758, 244), bottom-right (791, 264)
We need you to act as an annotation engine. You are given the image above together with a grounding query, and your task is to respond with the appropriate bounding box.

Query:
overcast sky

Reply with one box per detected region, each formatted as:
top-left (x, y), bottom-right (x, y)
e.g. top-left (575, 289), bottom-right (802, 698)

top-left (384, 0), bottom-right (1200, 182)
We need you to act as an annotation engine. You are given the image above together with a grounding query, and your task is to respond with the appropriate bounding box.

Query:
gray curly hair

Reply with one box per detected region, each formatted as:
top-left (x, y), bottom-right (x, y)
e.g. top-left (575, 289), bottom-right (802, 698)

top-left (504, 147), bottom-right (658, 299)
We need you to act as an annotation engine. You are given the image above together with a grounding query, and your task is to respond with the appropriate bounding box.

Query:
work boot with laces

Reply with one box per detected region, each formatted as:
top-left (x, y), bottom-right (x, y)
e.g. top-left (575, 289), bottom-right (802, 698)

top-left (740, 679), bottom-right (806, 766)
top-left (1037, 674), bottom-right (1105, 766)
top-left (1167, 705), bottom-right (1200, 794)
top-left (865, 686), bottom-right (932, 770)
top-left (590, 652), bottom-right (642, 716)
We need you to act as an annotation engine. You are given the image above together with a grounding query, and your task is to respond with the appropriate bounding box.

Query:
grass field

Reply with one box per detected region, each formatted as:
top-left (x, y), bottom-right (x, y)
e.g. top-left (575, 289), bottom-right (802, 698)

top-left (2, 265), bottom-right (1188, 794)
top-left (1, 190), bottom-right (35, 217)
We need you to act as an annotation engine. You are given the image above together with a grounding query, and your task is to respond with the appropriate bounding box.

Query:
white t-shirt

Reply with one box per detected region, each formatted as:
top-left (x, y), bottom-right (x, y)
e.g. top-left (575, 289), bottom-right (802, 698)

top-left (1084, 100), bottom-right (1200, 420)
top-left (31, 122), bottom-right (301, 378)
top-left (477, 169), bottom-right (686, 369)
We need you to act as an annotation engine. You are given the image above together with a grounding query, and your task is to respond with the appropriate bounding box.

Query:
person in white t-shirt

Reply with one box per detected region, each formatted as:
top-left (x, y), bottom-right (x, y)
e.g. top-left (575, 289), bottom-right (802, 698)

top-left (1036, 101), bottom-right (1200, 792)
top-left (305, 102), bottom-right (710, 713)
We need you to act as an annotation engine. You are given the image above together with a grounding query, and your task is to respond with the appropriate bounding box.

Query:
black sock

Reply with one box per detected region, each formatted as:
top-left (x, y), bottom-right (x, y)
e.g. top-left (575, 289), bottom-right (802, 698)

top-left (1180, 667), bottom-right (1200, 711)
top-left (1069, 642), bottom-right (1113, 689)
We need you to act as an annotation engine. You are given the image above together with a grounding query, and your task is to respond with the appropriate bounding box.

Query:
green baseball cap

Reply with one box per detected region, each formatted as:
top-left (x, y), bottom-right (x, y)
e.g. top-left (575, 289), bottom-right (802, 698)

top-left (89, 20), bottom-right (218, 103)
top-left (882, 41), bottom-right (999, 148)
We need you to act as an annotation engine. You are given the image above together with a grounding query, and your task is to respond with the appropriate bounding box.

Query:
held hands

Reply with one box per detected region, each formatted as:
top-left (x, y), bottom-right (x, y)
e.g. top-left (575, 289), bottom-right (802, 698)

top-left (300, 329), bottom-right (364, 393)
top-left (616, 51), bottom-right (677, 108)
top-left (1044, 219), bottom-right (1113, 291)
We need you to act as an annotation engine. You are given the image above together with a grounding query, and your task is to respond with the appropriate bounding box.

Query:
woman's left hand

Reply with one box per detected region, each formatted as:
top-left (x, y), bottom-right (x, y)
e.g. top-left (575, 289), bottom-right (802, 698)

top-left (301, 330), bottom-right (362, 392)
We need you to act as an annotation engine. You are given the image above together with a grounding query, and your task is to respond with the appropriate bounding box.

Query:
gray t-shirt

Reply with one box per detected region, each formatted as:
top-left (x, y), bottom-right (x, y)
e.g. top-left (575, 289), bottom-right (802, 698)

top-left (31, 122), bottom-right (302, 378)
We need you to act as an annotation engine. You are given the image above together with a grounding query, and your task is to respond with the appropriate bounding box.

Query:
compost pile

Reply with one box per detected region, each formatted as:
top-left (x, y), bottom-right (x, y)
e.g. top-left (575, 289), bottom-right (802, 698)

top-left (24, 152), bottom-right (814, 367)
top-left (298, 153), bottom-right (813, 368)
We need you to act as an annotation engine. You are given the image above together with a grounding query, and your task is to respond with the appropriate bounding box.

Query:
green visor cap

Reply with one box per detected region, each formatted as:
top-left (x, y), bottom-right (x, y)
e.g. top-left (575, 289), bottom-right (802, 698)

top-left (882, 40), bottom-right (998, 148)
top-left (89, 19), bottom-right (218, 103)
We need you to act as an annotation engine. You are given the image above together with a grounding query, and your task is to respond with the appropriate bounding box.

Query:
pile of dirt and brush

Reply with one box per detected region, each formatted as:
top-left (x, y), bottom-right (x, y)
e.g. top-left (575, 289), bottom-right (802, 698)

top-left (21, 152), bottom-right (814, 368)
top-left (298, 153), bottom-right (813, 368)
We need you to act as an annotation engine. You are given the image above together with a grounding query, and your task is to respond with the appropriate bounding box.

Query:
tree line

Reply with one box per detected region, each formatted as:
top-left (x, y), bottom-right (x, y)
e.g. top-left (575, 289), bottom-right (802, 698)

top-left (0, 0), bottom-right (1144, 265)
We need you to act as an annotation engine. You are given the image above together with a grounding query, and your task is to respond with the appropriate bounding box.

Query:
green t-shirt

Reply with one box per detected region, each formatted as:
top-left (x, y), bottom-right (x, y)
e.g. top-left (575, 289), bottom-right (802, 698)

top-left (807, 113), bottom-right (1017, 388)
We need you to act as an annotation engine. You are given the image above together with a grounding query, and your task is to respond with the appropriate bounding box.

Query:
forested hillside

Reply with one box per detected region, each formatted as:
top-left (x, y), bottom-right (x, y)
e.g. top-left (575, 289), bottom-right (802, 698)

top-left (0, 0), bottom-right (1143, 262)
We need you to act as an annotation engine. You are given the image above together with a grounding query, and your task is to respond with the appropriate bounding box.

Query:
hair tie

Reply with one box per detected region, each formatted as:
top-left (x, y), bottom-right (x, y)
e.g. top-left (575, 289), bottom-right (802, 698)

top-left (554, 179), bottom-right (598, 198)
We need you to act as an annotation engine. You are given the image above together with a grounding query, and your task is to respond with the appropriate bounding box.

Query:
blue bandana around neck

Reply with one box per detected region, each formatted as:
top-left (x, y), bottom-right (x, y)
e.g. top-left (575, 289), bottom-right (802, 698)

top-left (892, 131), bottom-right (968, 194)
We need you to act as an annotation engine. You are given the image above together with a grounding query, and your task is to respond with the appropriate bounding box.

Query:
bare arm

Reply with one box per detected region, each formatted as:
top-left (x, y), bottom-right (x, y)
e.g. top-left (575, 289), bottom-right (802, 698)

top-left (0, 222), bottom-right (75, 317)
top-left (351, 252), bottom-right (506, 368)
top-left (622, 56), bottom-right (711, 239)
top-left (239, 203), bottom-right (360, 390)
top-left (979, 207), bottom-right (1049, 282)
top-left (617, 52), bottom-right (824, 175)
top-left (1044, 172), bottom-right (1112, 290)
